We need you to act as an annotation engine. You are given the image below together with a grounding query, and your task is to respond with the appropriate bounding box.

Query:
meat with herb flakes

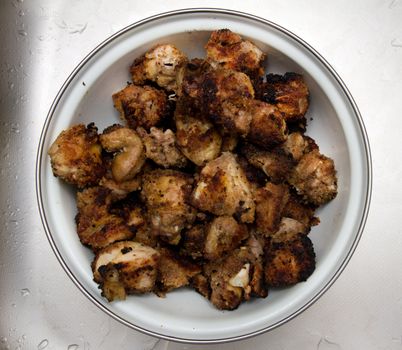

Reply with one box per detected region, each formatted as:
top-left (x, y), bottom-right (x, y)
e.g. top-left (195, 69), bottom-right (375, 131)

top-left (48, 28), bottom-right (339, 310)
top-left (48, 123), bottom-right (104, 188)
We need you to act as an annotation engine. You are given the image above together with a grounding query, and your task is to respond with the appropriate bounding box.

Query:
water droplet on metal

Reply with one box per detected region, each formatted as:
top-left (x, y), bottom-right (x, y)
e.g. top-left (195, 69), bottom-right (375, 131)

top-left (67, 345), bottom-right (79, 350)
top-left (37, 339), bottom-right (49, 349)
top-left (18, 29), bottom-right (27, 36)
top-left (20, 288), bottom-right (30, 296)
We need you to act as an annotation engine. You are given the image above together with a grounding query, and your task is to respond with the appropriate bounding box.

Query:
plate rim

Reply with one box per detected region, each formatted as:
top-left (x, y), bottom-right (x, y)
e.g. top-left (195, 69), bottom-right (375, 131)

top-left (35, 7), bottom-right (372, 344)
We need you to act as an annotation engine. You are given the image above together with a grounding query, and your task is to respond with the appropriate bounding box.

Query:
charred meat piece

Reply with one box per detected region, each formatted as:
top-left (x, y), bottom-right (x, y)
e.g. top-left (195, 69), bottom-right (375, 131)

top-left (100, 125), bottom-right (145, 183)
top-left (191, 273), bottom-right (211, 299)
top-left (257, 73), bottom-right (309, 122)
top-left (264, 234), bottom-right (315, 287)
top-left (141, 169), bottom-right (197, 244)
top-left (204, 216), bottom-right (249, 260)
top-left (112, 84), bottom-right (169, 130)
top-left (130, 44), bottom-right (188, 93)
top-left (241, 143), bottom-right (295, 184)
top-left (281, 132), bottom-right (318, 162)
top-left (92, 241), bottom-right (159, 301)
top-left (282, 192), bottom-right (319, 227)
top-left (289, 149), bottom-right (337, 206)
top-left (254, 182), bottom-right (289, 236)
top-left (137, 127), bottom-right (188, 168)
top-left (156, 247), bottom-right (201, 294)
top-left (48, 123), bottom-right (104, 188)
top-left (205, 29), bottom-right (266, 80)
top-left (191, 152), bottom-right (255, 223)
top-left (175, 98), bottom-right (222, 166)
top-left (75, 187), bottom-right (135, 251)
top-left (180, 224), bottom-right (207, 260)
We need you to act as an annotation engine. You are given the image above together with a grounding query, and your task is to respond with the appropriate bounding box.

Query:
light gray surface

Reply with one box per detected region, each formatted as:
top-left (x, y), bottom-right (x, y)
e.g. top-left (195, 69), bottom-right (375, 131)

top-left (0, 0), bottom-right (400, 349)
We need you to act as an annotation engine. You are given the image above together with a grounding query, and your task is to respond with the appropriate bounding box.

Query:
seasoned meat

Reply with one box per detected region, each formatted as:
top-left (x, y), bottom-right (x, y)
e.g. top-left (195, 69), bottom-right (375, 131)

top-left (112, 84), bottom-right (169, 130)
top-left (100, 125), bottom-right (145, 182)
top-left (130, 44), bottom-right (188, 93)
top-left (137, 127), bottom-right (188, 168)
top-left (48, 123), bottom-right (104, 188)
top-left (237, 156), bottom-right (268, 190)
top-left (264, 234), bottom-right (315, 287)
top-left (241, 143), bottom-right (295, 184)
top-left (75, 187), bottom-right (135, 251)
top-left (282, 192), bottom-right (319, 227)
top-left (204, 216), bottom-right (249, 260)
top-left (191, 273), bottom-right (211, 299)
top-left (191, 152), bottom-right (255, 223)
top-left (205, 29), bottom-right (266, 80)
top-left (175, 98), bottom-right (222, 166)
top-left (254, 182), bottom-right (289, 236)
top-left (281, 132), bottom-right (318, 162)
top-left (221, 133), bottom-right (238, 152)
top-left (92, 241), bottom-right (159, 301)
top-left (133, 221), bottom-right (158, 248)
top-left (156, 247), bottom-right (201, 294)
top-left (257, 72), bottom-right (309, 122)
top-left (272, 217), bottom-right (309, 242)
top-left (245, 234), bottom-right (268, 298)
top-left (141, 169), bottom-right (197, 244)
top-left (289, 149), bottom-right (337, 206)
top-left (180, 224), bottom-right (207, 260)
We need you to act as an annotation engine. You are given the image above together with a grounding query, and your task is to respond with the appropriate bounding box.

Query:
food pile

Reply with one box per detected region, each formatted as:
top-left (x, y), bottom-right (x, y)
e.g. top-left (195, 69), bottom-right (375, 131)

top-left (48, 29), bottom-right (337, 310)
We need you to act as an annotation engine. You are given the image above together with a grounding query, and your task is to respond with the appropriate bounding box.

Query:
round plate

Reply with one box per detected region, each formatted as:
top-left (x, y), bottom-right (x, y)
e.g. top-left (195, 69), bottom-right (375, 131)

top-left (36, 8), bottom-right (372, 343)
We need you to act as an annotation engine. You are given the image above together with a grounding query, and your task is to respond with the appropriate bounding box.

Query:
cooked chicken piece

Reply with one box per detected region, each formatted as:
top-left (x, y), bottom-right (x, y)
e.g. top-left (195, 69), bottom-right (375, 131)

top-left (112, 84), bottom-right (169, 130)
top-left (205, 29), bottom-right (266, 80)
top-left (273, 217), bottom-right (309, 242)
top-left (141, 169), bottom-right (197, 244)
top-left (180, 224), bottom-right (206, 260)
top-left (99, 176), bottom-right (142, 201)
top-left (241, 143), bottom-right (295, 184)
top-left (175, 98), bottom-right (222, 166)
top-left (221, 133), bottom-right (238, 152)
top-left (180, 59), bottom-right (254, 103)
top-left (92, 241), bottom-right (159, 301)
top-left (289, 149), bottom-right (337, 206)
top-left (156, 248), bottom-right (201, 294)
top-left (257, 73), bottom-right (309, 122)
top-left (76, 187), bottom-right (135, 251)
top-left (254, 182), bottom-right (289, 236)
top-left (108, 194), bottom-right (145, 228)
top-left (130, 44), bottom-right (188, 93)
top-left (282, 192), bottom-right (319, 227)
top-left (191, 152), bottom-right (255, 223)
top-left (191, 273), bottom-right (211, 299)
top-left (100, 125), bottom-right (145, 183)
top-left (237, 156), bottom-right (268, 191)
top-left (133, 221), bottom-right (158, 248)
top-left (204, 216), bottom-right (249, 260)
top-left (137, 127), bottom-right (188, 168)
top-left (48, 123), bottom-right (104, 188)
top-left (264, 234), bottom-right (315, 287)
top-left (281, 132), bottom-right (318, 162)
top-left (245, 234), bottom-right (268, 298)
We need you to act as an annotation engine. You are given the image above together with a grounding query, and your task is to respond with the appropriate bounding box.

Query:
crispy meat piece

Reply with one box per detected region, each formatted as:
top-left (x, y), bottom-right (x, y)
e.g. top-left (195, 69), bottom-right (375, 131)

top-left (75, 187), bottom-right (135, 251)
top-left (92, 241), bottom-right (159, 301)
top-left (100, 125), bottom-right (145, 182)
top-left (237, 156), bottom-right (268, 190)
top-left (141, 169), bottom-right (197, 244)
top-left (48, 123), bottom-right (104, 188)
top-left (264, 234), bottom-right (315, 287)
top-left (245, 234), bottom-right (268, 298)
top-left (282, 192), bottom-right (319, 227)
top-left (130, 44), bottom-right (188, 93)
top-left (180, 224), bottom-right (206, 260)
top-left (254, 182), bottom-right (290, 236)
top-left (137, 127), bottom-right (188, 168)
top-left (157, 247), bottom-right (201, 294)
top-left (191, 152), bottom-right (255, 223)
top-left (221, 133), bottom-right (238, 152)
top-left (257, 73), bottom-right (309, 122)
top-left (205, 29), bottom-right (266, 80)
top-left (289, 149), bottom-right (337, 206)
top-left (112, 84), bottom-right (169, 130)
top-left (241, 143), bottom-right (295, 184)
top-left (204, 216), bottom-right (249, 260)
top-left (174, 98), bottom-right (222, 166)
top-left (281, 132), bottom-right (318, 162)
top-left (191, 273), bottom-right (211, 299)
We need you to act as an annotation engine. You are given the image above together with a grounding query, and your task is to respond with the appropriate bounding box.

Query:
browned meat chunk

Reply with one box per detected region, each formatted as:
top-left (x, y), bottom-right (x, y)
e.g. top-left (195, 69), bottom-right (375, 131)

top-left (264, 234), bottom-right (315, 287)
top-left (130, 44), bottom-right (188, 93)
top-left (282, 193), bottom-right (319, 227)
top-left (257, 73), bottom-right (309, 122)
top-left (75, 187), bottom-right (135, 251)
top-left (180, 224), bottom-right (207, 260)
top-left (281, 132), bottom-right (318, 162)
top-left (92, 241), bottom-right (159, 301)
top-left (141, 169), bottom-right (197, 244)
top-left (254, 182), bottom-right (289, 236)
top-left (191, 152), bottom-right (255, 223)
top-left (205, 29), bottom-right (266, 80)
top-left (137, 127), bottom-right (188, 168)
top-left (289, 149), bottom-right (337, 206)
top-left (48, 123), bottom-right (104, 188)
top-left (112, 84), bottom-right (169, 129)
top-left (191, 273), bottom-right (211, 299)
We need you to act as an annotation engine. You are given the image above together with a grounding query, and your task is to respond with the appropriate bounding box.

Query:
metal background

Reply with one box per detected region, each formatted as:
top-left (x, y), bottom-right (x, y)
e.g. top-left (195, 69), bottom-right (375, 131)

top-left (0, 1), bottom-right (400, 349)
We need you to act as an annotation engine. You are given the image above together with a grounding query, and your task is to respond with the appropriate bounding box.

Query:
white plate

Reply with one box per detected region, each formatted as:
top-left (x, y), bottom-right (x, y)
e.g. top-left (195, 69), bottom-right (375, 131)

top-left (36, 8), bottom-right (372, 343)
